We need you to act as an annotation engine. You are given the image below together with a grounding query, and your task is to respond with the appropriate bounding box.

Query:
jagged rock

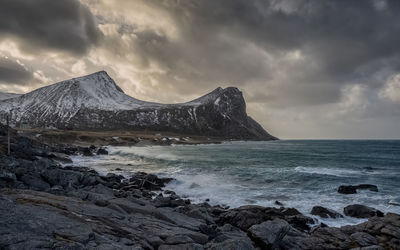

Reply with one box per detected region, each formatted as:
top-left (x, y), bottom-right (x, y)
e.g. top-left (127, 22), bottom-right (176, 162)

top-left (248, 219), bottom-right (294, 249)
top-left (338, 184), bottom-right (378, 194)
top-left (338, 185), bottom-right (358, 194)
top-left (165, 235), bottom-right (195, 244)
top-left (158, 243), bottom-right (204, 250)
top-left (344, 204), bottom-right (384, 218)
top-left (153, 196), bottom-right (186, 208)
top-left (311, 206), bottom-right (343, 218)
top-left (130, 172), bottom-right (173, 191)
top-left (0, 71), bottom-right (276, 140)
top-left (47, 152), bottom-right (72, 163)
top-left (350, 232), bottom-right (378, 247)
top-left (97, 147), bottom-right (108, 155)
top-left (19, 174), bottom-right (50, 191)
top-left (285, 215), bottom-right (315, 232)
top-left (81, 147), bottom-right (93, 156)
top-left (217, 205), bottom-right (284, 231)
top-left (204, 224), bottom-right (254, 250)
top-left (0, 169), bottom-right (16, 182)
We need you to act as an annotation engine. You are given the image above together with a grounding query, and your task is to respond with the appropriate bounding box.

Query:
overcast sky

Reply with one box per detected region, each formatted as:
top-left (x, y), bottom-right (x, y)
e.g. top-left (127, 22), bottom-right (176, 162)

top-left (0, 0), bottom-right (399, 139)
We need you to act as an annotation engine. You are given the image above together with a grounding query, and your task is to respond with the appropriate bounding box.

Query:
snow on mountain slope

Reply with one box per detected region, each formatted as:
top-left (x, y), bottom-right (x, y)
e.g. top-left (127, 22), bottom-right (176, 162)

top-left (0, 92), bottom-right (21, 101)
top-left (0, 71), bottom-right (276, 140)
top-left (0, 71), bottom-right (160, 123)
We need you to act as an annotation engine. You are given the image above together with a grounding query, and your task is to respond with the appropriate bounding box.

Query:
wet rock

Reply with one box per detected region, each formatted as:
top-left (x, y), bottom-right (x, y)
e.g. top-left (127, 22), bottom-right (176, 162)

top-left (338, 185), bottom-right (358, 194)
top-left (81, 147), bottom-right (93, 156)
top-left (0, 169), bottom-right (17, 182)
top-left (281, 207), bottom-right (301, 216)
top-left (153, 196), bottom-right (186, 208)
top-left (344, 204), bottom-right (384, 218)
top-left (311, 206), bottom-right (343, 218)
top-left (158, 243), bottom-right (204, 250)
top-left (129, 172), bottom-right (174, 191)
top-left (350, 232), bottom-right (378, 247)
top-left (205, 224), bottom-right (254, 250)
top-left (285, 215), bottom-right (315, 232)
top-left (165, 235), bottom-right (195, 244)
top-left (97, 147), bottom-right (108, 155)
top-left (217, 205), bottom-right (284, 231)
top-left (338, 184), bottom-right (378, 194)
top-left (19, 174), bottom-right (50, 191)
top-left (248, 219), bottom-right (293, 249)
top-left (41, 168), bottom-right (82, 188)
top-left (47, 152), bottom-right (72, 163)
top-left (54, 224), bottom-right (94, 244)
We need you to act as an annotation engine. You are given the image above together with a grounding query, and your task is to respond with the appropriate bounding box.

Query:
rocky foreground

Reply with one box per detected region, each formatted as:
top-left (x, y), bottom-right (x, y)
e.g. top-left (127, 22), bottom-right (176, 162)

top-left (1, 127), bottom-right (400, 249)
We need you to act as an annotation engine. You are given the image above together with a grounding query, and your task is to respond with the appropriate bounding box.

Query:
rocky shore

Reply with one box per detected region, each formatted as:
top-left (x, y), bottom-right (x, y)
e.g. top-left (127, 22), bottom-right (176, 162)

top-left (1, 126), bottom-right (400, 249)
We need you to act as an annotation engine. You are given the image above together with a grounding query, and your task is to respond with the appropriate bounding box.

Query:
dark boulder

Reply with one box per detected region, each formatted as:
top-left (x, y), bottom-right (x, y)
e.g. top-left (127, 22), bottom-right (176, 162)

top-left (311, 206), bottom-right (343, 219)
top-left (19, 174), bottom-right (50, 191)
top-left (338, 184), bottom-right (378, 194)
top-left (81, 147), bottom-right (93, 156)
top-left (153, 196), bottom-right (186, 208)
top-left (285, 215), bottom-right (315, 232)
top-left (344, 204), bottom-right (384, 218)
top-left (96, 147), bottom-right (108, 155)
top-left (129, 172), bottom-right (174, 191)
top-left (248, 219), bottom-right (294, 249)
top-left (338, 185), bottom-right (357, 194)
top-left (217, 205), bottom-right (284, 231)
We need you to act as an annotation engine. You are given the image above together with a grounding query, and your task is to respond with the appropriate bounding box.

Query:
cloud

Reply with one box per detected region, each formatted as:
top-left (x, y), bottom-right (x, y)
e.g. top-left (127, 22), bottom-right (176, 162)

top-left (379, 74), bottom-right (400, 102)
top-left (0, 56), bottom-right (33, 85)
top-left (0, 0), bottom-right (102, 55)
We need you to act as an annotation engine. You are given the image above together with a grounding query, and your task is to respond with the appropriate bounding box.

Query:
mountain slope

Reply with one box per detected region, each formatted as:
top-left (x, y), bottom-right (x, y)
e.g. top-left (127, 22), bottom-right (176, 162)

top-left (0, 92), bottom-right (21, 101)
top-left (0, 71), bottom-right (276, 140)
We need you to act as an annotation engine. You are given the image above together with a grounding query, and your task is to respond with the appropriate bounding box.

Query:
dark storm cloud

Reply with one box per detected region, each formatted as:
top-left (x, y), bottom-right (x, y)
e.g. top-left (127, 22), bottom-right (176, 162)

top-left (126, 0), bottom-right (400, 105)
top-left (0, 57), bottom-right (33, 85)
top-left (0, 0), bottom-right (102, 54)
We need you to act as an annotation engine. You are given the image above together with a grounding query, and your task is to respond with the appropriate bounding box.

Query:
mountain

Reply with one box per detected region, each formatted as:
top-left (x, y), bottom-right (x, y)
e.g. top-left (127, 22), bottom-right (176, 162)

top-left (0, 92), bottom-right (21, 101)
top-left (0, 71), bottom-right (276, 140)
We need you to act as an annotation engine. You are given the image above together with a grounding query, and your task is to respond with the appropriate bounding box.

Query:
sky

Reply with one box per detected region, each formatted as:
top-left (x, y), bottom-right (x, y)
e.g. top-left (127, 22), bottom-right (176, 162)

top-left (0, 0), bottom-right (399, 139)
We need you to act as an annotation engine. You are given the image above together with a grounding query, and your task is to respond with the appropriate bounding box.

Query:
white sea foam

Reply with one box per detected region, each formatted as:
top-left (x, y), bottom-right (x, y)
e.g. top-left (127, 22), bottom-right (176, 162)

top-left (294, 166), bottom-right (361, 177)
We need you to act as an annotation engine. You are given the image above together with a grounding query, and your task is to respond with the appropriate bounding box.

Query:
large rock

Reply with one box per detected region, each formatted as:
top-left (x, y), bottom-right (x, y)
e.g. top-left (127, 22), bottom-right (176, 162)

top-left (350, 232), bottom-right (378, 247)
top-left (311, 206), bottom-right (343, 219)
top-left (217, 205), bottom-right (284, 231)
top-left (205, 224), bottom-right (255, 250)
top-left (344, 204), bottom-right (384, 218)
top-left (248, 219), bottom-right (295, 249)
top-left (338, 184), bottom-right (378, 194)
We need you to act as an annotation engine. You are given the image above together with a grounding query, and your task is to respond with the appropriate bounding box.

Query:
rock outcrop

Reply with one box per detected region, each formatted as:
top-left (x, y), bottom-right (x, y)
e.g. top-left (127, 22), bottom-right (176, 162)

top-left (338, 184), bottom-right (379, 194)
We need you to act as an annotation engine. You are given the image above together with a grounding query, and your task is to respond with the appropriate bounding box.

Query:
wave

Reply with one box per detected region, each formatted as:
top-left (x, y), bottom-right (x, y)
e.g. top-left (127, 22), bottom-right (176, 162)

top-left (294, 166), bottom-right (361, 177)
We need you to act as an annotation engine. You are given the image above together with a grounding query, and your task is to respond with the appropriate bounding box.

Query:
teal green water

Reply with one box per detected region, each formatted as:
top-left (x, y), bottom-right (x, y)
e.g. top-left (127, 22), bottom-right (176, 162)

top-left (70, 140), bottom-right (400, 226)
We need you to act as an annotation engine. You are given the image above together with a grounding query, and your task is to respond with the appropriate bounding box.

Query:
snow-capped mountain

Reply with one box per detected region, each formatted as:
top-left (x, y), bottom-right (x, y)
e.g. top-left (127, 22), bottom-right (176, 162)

top-left (0, 71), bottom-right (276, 140)
top-left (0, 92), bottom-right (21, 101)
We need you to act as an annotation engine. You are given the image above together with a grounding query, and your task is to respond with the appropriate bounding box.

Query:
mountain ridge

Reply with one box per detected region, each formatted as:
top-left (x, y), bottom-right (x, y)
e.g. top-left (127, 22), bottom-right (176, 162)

top-left (0, 71), bottom-right (277, 140)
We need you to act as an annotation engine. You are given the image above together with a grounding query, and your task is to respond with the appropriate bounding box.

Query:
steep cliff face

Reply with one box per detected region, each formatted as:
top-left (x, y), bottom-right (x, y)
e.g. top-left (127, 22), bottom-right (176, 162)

top-left (0, 71), bottom-right (276, 140)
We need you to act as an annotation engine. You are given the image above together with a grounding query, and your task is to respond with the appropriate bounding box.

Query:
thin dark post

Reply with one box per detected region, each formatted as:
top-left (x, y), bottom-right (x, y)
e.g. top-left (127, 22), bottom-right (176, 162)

top-left (7, 111), bottom-right (11, 155)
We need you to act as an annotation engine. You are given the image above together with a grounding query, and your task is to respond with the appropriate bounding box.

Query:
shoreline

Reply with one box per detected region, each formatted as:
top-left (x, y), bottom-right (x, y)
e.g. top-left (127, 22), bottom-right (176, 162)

top-left (69, 144), bottom-right (396, 229)
top-left (1, 129), bottom-right (399, 249)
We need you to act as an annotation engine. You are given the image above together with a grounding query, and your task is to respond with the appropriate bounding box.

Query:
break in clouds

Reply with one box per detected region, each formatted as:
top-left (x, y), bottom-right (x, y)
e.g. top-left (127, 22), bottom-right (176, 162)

top-left (0, 0), bottom-right (399, 139)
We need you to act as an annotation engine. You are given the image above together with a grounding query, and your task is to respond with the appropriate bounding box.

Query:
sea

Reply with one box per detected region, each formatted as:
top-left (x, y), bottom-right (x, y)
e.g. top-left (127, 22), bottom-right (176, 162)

top-left (69, 140), bottom-right (400, 227)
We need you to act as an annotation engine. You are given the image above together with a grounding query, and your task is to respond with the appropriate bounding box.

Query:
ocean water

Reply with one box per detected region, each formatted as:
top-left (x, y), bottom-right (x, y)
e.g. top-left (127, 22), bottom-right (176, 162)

top-left (69, 140), bottom-right (400, 227)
